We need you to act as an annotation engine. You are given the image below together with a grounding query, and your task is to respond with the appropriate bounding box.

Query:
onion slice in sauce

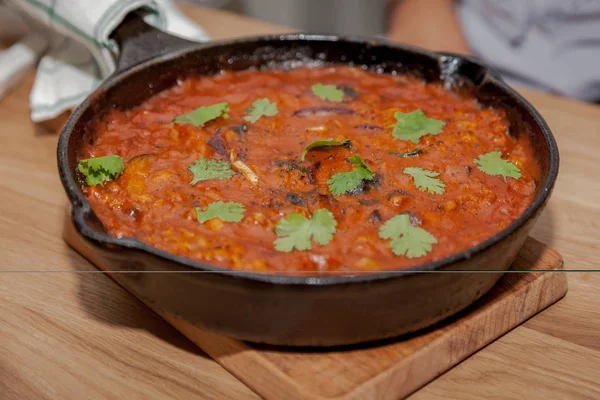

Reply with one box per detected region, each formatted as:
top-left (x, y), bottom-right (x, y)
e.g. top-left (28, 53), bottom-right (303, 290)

top-left (293, 106), bottom-right (357, 117)
top-left (230, 150), bottom-right (259, 185)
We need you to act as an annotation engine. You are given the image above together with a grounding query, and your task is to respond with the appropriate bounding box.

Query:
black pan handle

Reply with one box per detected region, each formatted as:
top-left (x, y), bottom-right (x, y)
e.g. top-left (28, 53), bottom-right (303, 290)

top-left (110, 11), bottom-right (200, 74)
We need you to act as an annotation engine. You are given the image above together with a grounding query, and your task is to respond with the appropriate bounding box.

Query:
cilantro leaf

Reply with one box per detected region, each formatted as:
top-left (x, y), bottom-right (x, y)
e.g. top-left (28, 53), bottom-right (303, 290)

top-left (473, 151), bottom-right (522, 181)
top-left (274, 213), bottom-right (313, 251)
top-left (274, 209), bottom-right (337, 252)
top-left (327, 155), bottom-right (375, 196)
top-left (309, 209), bottom-right (337, 245)
top-left (244, 98), bottom-right (278, 123)
top-left (189, 158), bottom-right (235, 184)
top-left (328, 169), bottom-right (373, 196)
top-left (391, 109), bottom-right (445, 143)
top-left (311, 84), bottom-right (344, 102)
top-left (195, 201), bottom-right (246, 223)
top-left (379, 214), bottom-right (437, 258)
top-left (404, 167), bottom-right (445, 195)
top-left (77, 155), bottom-right (124, 186)
top-left (173, 102), bottom-right (230, 127)
top-left (301, 138), bottom-right (350, 161)
top-left (348, 155), bottom-right (373, 173)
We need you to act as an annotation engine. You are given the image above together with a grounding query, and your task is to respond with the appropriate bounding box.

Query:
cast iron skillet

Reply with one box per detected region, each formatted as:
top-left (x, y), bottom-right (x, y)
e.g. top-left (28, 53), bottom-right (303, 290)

top-left (58, 14), bottom-right (559, 346)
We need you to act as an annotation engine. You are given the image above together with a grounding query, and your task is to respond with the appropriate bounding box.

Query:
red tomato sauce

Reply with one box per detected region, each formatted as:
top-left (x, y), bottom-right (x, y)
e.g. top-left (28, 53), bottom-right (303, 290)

top-left (79, 66), bottom-right (541, 272)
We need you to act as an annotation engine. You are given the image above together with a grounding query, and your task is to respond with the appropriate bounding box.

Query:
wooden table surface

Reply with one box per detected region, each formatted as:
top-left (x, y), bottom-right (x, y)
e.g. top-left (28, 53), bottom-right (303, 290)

top-left (1, 5), bottom-right (599, 400)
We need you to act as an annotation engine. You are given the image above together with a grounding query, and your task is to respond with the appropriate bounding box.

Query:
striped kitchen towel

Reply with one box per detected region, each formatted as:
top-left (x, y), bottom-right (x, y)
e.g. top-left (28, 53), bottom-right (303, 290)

top-left (0, 0), bottom-right (210, 122)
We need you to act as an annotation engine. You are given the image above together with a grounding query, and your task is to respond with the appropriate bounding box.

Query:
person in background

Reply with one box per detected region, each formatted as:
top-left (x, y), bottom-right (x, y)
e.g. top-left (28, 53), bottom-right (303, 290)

top-left (387, 0), bottom-right (600, 102)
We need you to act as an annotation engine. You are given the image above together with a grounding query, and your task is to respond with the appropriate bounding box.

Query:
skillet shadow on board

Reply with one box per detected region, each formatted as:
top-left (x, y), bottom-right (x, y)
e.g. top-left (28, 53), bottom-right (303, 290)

top-left (63, 210), bottom-right (554, 356)
top-left (66, 243), bottom-right (207, 357)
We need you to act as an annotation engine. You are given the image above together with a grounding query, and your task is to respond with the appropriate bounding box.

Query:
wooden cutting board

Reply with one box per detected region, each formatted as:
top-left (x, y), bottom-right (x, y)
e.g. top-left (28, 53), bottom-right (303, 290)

top-left (64, 216), bottom-right (567, 400)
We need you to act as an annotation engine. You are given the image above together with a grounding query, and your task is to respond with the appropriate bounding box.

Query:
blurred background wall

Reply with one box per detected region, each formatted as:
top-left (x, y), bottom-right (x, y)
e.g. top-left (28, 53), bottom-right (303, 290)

top-left (190, 0), bottom-right (388, 36)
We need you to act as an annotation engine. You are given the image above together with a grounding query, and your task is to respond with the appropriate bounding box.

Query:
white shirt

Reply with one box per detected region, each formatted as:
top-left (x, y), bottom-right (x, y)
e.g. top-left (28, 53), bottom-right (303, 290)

top-left (457, 0), bottom-right (600, 101)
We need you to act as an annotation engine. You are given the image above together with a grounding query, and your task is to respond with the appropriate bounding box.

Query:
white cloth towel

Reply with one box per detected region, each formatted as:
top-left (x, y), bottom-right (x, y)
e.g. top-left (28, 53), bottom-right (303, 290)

top-left (0, 0), bottom-right (210, 122)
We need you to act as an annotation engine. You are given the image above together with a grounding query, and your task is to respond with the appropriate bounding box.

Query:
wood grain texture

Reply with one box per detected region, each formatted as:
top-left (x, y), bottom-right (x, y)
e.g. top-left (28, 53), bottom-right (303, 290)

top-left (1, 5), bottom-right (600, 399)
top-left (65, 223), bottom-right (568, 400)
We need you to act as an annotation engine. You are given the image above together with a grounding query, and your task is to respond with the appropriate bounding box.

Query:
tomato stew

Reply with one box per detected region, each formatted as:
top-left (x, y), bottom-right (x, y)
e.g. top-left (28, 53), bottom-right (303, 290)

top-left (78, 66), bottom-right (541, 272)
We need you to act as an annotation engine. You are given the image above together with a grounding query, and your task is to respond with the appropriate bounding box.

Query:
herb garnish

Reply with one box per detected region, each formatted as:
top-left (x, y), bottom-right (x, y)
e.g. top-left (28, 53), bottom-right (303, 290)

top-left (389, 149), bottom-right (423, 158)
top-left (274, 209), bottom-right (337, 252)
top-left (311, 84), bottom-right (344, 102)
top-left (196, 201), bottom-right (246, 223)
top-left (391, 109), bottom-right (445, 143)
top-left (189, 158), bottom-right (235, 184)
top-left (77, 155), bottom-right (124, 186)
top-left (328, 155), bottom-right (375, 196)
top-left (173, 102), bottom-right (230, 127)
top-left (379, 214), bottom-right (437, 258)
top-left (244, 98), bottom-right (278, 123)
top-left (473, 151), bottom-right (522, 181)
top-left (404, 167), bottom-right (445, 195)
top-left (301, 138), bottom-right (350, 161)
